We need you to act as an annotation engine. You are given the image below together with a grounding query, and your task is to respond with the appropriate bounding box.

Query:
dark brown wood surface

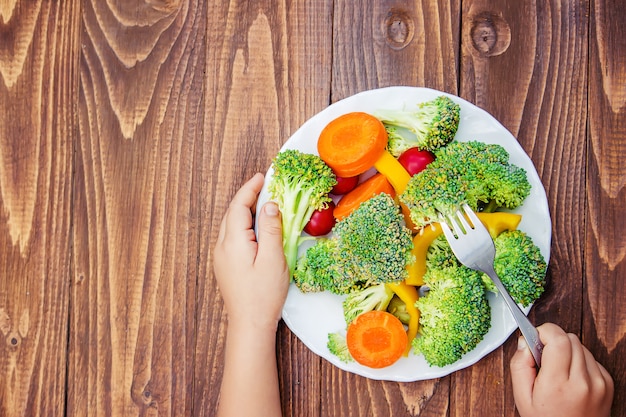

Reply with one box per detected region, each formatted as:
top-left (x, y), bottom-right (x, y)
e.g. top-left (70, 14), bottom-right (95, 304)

top-left (0, 1), bottom-right (623, 416)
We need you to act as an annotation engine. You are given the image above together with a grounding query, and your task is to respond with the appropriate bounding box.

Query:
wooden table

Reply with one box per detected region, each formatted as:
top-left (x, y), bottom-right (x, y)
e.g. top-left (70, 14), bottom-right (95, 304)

top-left (0, 1), bottom-right (623, 416)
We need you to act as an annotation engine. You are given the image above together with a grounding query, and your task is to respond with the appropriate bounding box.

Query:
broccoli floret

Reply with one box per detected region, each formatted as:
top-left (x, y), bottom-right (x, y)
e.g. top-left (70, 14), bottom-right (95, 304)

top-left (327, 332), bottom-right (353, 363)
top-left (332, 193), bottom-right (414, 287)
top-left (342, 283), bottom-right (395, 324)
top-left (268, 149), bottom-right (336, 275)
top-left (399, 141), bottom-right (531, 228)
top-left (426, 230), bottom-right (498, 292)
top-left (293, 193), bottom-right (414, 295)
top-left (426, 234), bottom-right (459, 271)
top-left (293, 238), bottom-right (339, 293)
top-left (413, 264), bottom-right (491, 367)
top-left (491, 230), bottom-right (547, 307)
top-left (377, 95), bottom-right (461, 156)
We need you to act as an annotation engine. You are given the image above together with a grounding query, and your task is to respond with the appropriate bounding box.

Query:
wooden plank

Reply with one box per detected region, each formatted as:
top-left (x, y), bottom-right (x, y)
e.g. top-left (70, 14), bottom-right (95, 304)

top-left (68, 0), bottom-right (206, 415)
top-left (196, 1), bottom-right (333, 416)
top-left (587, 0), bottom-right (626, 414)
top-left (0, 1), bottom-right (79, 416)
top-left (332, 0), bottom-right (460, 100)
top-left (459, 1), bottom-right (589, 416)
top-left (328, 1), bottom-right (459, 416)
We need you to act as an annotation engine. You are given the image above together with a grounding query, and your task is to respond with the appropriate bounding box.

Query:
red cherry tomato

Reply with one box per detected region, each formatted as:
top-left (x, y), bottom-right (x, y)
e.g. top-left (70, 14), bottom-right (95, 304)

top-left (304, 201), bottom-right (337, 236)
top-left (331, 175), bottom-right (359, 195)
top-left (398, 148), bottom-right (435, 176)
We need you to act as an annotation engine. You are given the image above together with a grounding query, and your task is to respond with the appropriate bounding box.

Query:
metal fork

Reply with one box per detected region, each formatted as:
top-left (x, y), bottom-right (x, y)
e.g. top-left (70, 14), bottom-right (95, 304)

top-left (440, 204), bottom-right (544, 367)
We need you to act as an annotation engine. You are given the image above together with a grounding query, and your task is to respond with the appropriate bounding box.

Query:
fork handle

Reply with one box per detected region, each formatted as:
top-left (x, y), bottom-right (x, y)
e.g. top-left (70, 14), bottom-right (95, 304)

top-left (484, 268), bottom-right (544, 368)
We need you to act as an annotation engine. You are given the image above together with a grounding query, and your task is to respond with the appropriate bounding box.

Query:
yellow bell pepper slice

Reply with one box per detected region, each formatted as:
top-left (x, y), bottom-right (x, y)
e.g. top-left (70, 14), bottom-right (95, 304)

top-left (406, 223), bottom-right (441, 286)
top-left (373, 150), bottom-right (411, 194)
top-left (386, 281), bottom-right (420, 356)
top-left (406, 212), bottom-right (522, 286)
top-left (475, 211), bottom-right (522, 238)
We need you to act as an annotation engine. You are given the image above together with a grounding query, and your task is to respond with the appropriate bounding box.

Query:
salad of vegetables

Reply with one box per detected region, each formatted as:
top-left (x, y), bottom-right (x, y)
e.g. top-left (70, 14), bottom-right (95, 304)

top-left (264, 89), bottom-right (550, 378)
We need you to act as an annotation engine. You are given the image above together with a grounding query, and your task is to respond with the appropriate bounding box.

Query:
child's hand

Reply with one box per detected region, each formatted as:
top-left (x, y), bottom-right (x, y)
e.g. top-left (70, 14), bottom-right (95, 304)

top-left (510, 322), bottom-right (614, 417)
top-left (214, 173), bottom-right (290, 332)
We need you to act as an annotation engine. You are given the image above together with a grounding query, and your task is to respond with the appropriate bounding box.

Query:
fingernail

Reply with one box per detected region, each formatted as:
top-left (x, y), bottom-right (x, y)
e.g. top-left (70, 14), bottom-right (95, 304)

top-left (517, 336), bottom-right (527, 350)
top-left (265, 203), bottom-right (279, 216)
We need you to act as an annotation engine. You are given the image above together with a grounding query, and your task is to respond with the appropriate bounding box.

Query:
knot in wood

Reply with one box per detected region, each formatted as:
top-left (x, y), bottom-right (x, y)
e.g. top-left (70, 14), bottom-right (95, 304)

top-left (383, 8), bottom-right (414, 50)
top-left (6, 334), bottom-right (20, 348)
top-left (469, 11), bottom-right (511, 57)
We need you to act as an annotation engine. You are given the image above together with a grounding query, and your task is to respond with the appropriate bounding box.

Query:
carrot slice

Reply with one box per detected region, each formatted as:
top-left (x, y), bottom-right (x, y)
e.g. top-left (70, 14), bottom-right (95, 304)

top-left (318, 112), bottom-right (388, 177)
top-left (333, 173), bottom-right (395, 220)
top-left (346, 310), bottom-right (408, 368)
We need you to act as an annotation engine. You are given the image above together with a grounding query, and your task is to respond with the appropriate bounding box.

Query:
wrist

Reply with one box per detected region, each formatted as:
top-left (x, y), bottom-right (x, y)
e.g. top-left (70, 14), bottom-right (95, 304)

top-left (227, 315), bottom-right (281, 338)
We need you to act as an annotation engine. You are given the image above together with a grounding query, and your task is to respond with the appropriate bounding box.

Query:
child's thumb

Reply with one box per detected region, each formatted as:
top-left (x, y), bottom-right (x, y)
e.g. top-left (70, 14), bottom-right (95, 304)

top-left (256, 202), bottom-right (286, 264)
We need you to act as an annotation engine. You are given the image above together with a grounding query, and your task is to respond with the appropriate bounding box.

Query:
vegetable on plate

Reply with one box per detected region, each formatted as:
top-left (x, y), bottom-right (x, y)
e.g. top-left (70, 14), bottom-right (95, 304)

top-left (377, 95), bottom-right (461, 156)
top-left (304, 201), bottom-right (336, 236)
top-left (268, 149), bottom-right (336, 275)
top-left (333, 173), bottom-right (394, 221)
top-left (318, 112), bottom-right (411, 194)
top-left (346, 310), bottom-right (408, 368)
top-left (293, 193), bottom-right (414, 295)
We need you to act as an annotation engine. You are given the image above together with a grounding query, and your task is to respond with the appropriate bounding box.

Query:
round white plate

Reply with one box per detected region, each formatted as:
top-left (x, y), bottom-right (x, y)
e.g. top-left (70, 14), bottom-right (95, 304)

top-left (256, 86), bottom-right (551, 381)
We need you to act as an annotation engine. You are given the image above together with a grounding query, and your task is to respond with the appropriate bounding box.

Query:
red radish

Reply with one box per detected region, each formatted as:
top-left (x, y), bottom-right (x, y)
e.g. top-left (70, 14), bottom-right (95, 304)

top-left (304, 201), bottom-right (337, 236)
top-left (397, 148), bottom-right (435, 176)
top-left (332, 175), bottom-right (359, 195)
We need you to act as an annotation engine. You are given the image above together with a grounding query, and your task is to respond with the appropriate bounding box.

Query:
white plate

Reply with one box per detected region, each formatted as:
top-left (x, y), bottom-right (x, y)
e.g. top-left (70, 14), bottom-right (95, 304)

top-left (256, 86), bottom-right (551, 382)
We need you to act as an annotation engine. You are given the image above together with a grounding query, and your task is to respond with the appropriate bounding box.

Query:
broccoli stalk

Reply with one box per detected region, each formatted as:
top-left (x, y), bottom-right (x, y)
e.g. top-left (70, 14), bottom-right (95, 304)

top-left (342, 283), bottom-right (395, 324)
top-left (387, 295), bottom-right (411, 325)
top-left (268, 149), bottom-right (336, 275)
top-left (293, 193), bottom-right (414, 295)
top-left (376, 95), bottom-right (461, 156)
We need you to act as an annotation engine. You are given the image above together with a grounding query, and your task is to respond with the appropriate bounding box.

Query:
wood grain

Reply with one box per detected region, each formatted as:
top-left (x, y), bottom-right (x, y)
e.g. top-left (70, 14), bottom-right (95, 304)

top-left (460, 1), bottom-right (590, 416)
top-left (587, 0), bottom-right (626, 412)
top-left (329, 1), bottom-right (459, 416)
top-left (68, 0), bottom-right (205, 415)
top-left (197, 1), bottom-right (333, 416)
top-left (0, 1), bottom-right (78, 416)
top-left (0, 1), bottom-right (623, 416)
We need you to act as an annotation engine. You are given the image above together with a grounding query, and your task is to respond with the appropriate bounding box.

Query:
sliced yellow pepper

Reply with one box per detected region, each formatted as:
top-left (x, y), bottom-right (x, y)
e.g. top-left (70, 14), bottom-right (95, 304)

top-left (386, 281), bottom-right (420, 356)
top-left (406, 212), bottom-right (522, 286)
top-left (406, 223), bottom-right (441, 286)
top-left (476, 211), bottom-right (522, 238)
top-left (373, 150), bottom-right (411, 194)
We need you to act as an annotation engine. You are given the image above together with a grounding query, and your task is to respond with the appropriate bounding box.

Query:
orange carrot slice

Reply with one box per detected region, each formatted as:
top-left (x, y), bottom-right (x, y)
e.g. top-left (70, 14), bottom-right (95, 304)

top-left (333, 173), bottom-right (395, 220)
top-left (346, 310), bottom-right (408, 368)
top-left (318, 112), bottom-right (388, 177)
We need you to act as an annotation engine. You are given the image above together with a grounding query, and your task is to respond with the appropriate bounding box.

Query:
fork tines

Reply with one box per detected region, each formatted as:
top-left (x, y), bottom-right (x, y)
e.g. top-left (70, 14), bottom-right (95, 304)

top-left (441, 204), bottom-right (480, 237)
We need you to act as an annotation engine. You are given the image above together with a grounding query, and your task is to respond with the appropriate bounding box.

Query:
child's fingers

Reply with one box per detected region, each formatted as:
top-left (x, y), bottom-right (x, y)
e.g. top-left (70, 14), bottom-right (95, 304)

top-left (535, 323), bottom-right (573, 383)
top-left (218, 173), bottom-right (265, 244)
top-left (510, 335), bottom-right (538, 404)
top-left (255, 202), bottom-right (287, 269)
top-left (567, 333), bottom-right (591, 382)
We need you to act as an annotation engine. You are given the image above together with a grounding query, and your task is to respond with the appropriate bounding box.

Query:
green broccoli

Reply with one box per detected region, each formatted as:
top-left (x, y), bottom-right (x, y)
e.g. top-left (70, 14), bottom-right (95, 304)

top-left (387, 295), bottom-right (411, 325)
top-left (492, 230), bottom-right (547, 307)
top-left (342, 283), bottom-right (395, 324)
top-left (293, 193), bottom-right (414, 295)
top-left (327, 332), bottom-right (353, 363)
top-left (268, 149), bottom-right (336, 275)
top-left (413, 264), bottom-right (491, 367)
top-left (426, 234), bottom-right (459, 271)
top-left (426, 234), bottom-right (496, 292)
top-left (293, 238), bottom-right (339, 293)
top-left (399, 141), bottom-right (531, 228)
top-left (376, 95), bottom-right (461, 156)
